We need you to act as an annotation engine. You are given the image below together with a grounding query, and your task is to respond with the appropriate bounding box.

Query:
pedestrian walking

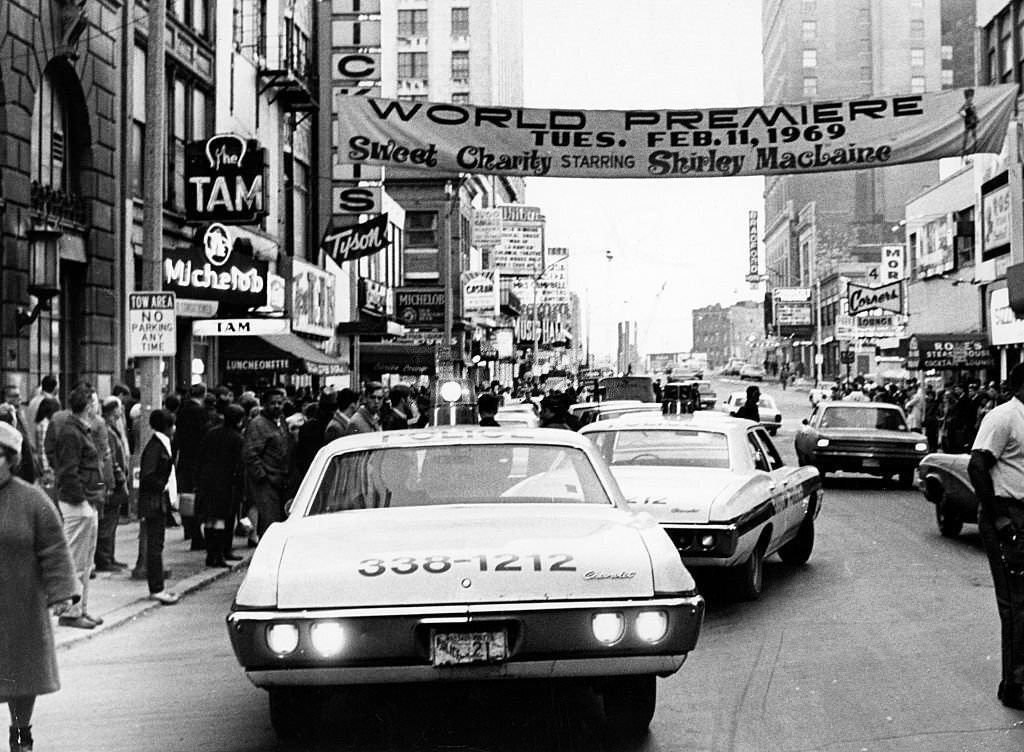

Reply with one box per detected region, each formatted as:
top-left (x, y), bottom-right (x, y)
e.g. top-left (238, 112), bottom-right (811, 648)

top-left (293, 391), bottom-right (336, 481)
top-left (23, 374), bottom-right (59, 437)
top-left (0, 421), bottom-right (80, 752)
top-left (138, 409), bottom-right (180, 605)
top-left (197, 403), bottom-right (246, 568)
top-left (242, 388), bottom-right (291, 540)
top-left (174, 383), bottom-right (209, 550)
top-left (52, 383), bottom-right (105, 629)
top-left (733, 385), bottom-right (762, 423)
top-left (968, 362), bottom-right (1024, 710)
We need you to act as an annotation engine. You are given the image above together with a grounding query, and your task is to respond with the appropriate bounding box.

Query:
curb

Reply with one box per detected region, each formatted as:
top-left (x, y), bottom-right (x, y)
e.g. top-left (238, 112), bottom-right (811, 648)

top-left (55, 558), bottom-right (248, 651)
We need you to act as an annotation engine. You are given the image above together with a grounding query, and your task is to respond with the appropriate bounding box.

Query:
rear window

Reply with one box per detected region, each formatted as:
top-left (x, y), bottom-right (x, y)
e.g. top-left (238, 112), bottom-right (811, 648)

top-left (598, 376), bottom-right (656, 403)
top-left (308, 444), bottom-right (611, 514)
top-left (820, 406), bottom-right (906, 431)
top-left (588, 429), bottom-right (731, 469)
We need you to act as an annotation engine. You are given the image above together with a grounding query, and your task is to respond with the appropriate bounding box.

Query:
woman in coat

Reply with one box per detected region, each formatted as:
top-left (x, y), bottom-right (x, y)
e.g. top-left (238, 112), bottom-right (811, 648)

top-left (197, 404), bottom-right (246, 568)
top-left (138, 409), bottom-right (180, 605)
top-left (0, 420), bottom-right (79, 752)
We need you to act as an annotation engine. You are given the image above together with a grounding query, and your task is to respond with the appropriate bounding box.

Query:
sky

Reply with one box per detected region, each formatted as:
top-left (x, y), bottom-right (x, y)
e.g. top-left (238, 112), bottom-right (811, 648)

top-left (521, 0), bottom-right (765, 361)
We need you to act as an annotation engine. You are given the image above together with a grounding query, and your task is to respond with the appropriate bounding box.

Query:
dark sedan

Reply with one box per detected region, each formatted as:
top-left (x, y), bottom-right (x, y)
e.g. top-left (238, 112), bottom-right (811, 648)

top-left (794, 402), bottom-right (928, 487)
top-left (916, 452), bottom-right (978, 537)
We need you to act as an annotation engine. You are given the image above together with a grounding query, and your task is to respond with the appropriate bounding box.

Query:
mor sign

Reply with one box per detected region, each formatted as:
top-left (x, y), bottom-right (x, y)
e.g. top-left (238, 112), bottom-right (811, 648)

top-left (336, 85), bottom-right (1016, 179)
top-left (185, 134), bottom-right (267, 224)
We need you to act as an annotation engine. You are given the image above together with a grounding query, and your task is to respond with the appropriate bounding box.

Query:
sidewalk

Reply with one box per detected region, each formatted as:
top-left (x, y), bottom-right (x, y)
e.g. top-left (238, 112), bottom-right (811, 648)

top-left (54, 517), bottom-right (255, 650)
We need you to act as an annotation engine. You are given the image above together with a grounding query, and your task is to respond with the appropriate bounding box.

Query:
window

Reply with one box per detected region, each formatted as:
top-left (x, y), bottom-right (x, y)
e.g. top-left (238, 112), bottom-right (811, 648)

top-left (941, 69), bottom-right (953, 87)
top-left (910, 19), bottom-right (924, 39)
top-left (232, 0), bottom-right (265, 57)
top-left (398, 52), bottom-right (428, 79)
top-left (910, 48), bottom-right (924, 67)
top-left (801, 0), bottom-right (816, 13)
top-left (802, 20), bottom-right (816, 42)
top-left (803, 77), bottom-right (817, 97)
top-left (452, 7), bottom-right (469, 36)
top-left (406, 211), bottom-right (438, 247)
top-left (165, 74), bottom-right (211, 209)
top-left (860, 65), bottom-right (872, 82)
top-left (910, 76), bottom-right (925, 93)
top-left (858, 7), bottom-right (870, 24)
top-left (941, 44), bottom-right (953, 61)
top-left (398, 9), bottom-right (427, 37)
top-left (130, 46), bottom-right (146, 198)
top-left (1002, 29), bottom-right (1014, 78)
top-left (398, 94), bottom-right (428, 102)
top-left (452, 92), bottom-right (470, 104)
top-left (802, 49), bottom-right (817, 68)
top-left (292, 158), bottom-right (309, 259)
top-left (451, 51), bottom-right (469, 80)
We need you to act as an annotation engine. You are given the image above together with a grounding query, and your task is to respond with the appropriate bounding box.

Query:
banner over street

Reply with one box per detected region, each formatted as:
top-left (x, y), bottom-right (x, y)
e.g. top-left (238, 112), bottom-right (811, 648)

top-left (336, 85), bottom-right (1017, 179)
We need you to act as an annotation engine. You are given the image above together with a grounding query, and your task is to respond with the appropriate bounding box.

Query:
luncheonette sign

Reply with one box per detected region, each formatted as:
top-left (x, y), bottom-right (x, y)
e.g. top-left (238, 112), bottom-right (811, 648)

top-left (335, 85), bottom-right (1017, 179)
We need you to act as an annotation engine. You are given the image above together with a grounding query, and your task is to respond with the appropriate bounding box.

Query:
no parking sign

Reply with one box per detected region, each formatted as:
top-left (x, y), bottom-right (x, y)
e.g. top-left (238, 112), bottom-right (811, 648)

top-left (128, 292), bottom-right (177, 357)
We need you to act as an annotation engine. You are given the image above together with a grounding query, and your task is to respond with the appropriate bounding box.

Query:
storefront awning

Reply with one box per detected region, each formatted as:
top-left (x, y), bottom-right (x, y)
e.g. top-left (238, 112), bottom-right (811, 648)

top-left (221, 333), bottom-right (349, 376)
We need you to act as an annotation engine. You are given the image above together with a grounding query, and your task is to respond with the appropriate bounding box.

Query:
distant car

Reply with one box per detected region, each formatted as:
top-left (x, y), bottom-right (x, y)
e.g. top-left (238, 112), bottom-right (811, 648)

top-left (226, 428), bottom-right (705, 741)
top-left (738, 364), bottom-right (766, 381)
top-left (916, 452), bottom-right (978, 537)
top-left (570, 400), bottom-right (663, 427)
top-left (597, 376), bottom-right (658, 403)
top-left (661, 382), bottom-right (701, 414)
top-left (794, 402), bottom-right (928, 487)
top-left (580, 413), bottom-right (823, 601)
top-left (720, 391), bottom-right (782, 435)
top-left (495, 404), bottom-right (540, 428)
top-left (720, 360), bottom-right (746, 377)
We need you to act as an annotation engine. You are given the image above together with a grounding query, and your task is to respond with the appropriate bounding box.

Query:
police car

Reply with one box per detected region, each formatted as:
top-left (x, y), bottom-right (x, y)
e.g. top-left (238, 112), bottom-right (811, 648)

top-left (227, 426), bottom-right (705, 741)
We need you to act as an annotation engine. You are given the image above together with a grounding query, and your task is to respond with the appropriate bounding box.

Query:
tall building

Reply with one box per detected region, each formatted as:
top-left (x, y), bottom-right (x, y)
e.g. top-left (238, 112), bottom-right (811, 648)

top-left (761, 0), bottom-right (974, 375)
top-left (617, 321), bottom-right (639, 375)
top-left (693, 301), bottom-right (767, 370)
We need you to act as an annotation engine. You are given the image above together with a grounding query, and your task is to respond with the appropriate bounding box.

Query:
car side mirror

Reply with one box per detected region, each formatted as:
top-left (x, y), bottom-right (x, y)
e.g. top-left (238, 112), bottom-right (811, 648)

top-left (801, 418), bottom-right (809, 425)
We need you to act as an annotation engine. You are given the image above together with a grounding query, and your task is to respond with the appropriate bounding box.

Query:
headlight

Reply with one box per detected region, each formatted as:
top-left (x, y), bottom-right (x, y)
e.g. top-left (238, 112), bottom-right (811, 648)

top-left (591, 612), bottom-right (625, 645)
top-left (635, 610), bottom-right (669, 643)
top-left (266, 623), bottom-right (299, 655)
top-left (816, 438), bottom-right (830, 448)
top-left (914, 442), bottom-right (927, 452)
top-left (309, 621), bottom-right (346, 657)
top-left (699, 533), bottom-right (715, 549)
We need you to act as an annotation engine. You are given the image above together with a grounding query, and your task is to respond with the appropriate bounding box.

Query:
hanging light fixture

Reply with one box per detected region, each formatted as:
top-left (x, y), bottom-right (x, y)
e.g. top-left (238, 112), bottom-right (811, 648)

top-left (16, 225), bottom-right (62, 331)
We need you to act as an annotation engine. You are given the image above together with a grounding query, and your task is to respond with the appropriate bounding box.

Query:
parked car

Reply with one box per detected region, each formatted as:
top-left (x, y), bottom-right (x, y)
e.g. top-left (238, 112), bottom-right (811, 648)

top-left (227, 427), bottom-right (705, 741)
top-left (570, 400), bottom-right (663, 427)
top-left (794, 402), bottom-right (928, 487)
top-left (719, 391), bottom-right (782, 435)
top-left (580, 413), bottom-right (822, 601)
top-left (917, 452), bottom-right (978, 537)
top-left (738, 364), bottom-right (766, 381)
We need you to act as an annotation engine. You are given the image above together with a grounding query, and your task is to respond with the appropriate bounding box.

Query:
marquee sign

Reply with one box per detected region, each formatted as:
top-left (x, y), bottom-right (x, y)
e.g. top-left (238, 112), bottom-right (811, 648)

top-left (163, 224), bottom-right (268, 308)
top-left (846, 279), bottom-right (904, 316)
top-left (906, 334), bottom-right (992, 370)
top-left (185, 134), bottom-right (267, 224)
top-left (336, 85), bottom-right (1017, 179)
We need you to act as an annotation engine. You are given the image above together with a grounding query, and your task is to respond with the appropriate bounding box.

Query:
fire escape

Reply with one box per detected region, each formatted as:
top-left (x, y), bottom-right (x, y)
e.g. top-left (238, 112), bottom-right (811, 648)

top-left (258, 22), bottom-right (319, 121)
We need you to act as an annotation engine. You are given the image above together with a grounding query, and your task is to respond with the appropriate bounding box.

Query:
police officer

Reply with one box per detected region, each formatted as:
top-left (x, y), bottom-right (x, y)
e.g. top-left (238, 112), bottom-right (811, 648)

top-left (969, 362), bottom-right (1024, 710)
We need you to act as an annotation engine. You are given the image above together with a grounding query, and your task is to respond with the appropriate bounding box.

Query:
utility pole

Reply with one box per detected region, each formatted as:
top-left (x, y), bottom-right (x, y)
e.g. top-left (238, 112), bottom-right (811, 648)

top-left (140, 0), bottom-right (166, 439)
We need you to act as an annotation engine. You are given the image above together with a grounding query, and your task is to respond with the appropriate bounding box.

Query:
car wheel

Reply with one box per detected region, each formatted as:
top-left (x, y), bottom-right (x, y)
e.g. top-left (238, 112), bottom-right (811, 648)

top-left (732, 538), bottom-right (766, 601)
top-left (778, 517), bottom-right (814, 565)
top-left (268, 688), bottom-right (324, 742)
top-left (936, 500), bottom-right (964, 538)
top-left (601, 674), bottom-right (656, 740)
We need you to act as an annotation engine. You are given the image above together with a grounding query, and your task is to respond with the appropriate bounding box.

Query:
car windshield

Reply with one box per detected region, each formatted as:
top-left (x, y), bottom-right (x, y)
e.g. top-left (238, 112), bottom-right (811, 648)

top-left (589, 429), bottom-right (731, 469)
top-left (307, 444), bottom-right (610, 514)
top-left (820, 406), bottom-right (906, 430)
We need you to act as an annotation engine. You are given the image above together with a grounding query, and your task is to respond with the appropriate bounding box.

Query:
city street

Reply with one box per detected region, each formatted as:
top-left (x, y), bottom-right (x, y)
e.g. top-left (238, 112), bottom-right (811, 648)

top-left (28, 382), bottom-right (1024, 751)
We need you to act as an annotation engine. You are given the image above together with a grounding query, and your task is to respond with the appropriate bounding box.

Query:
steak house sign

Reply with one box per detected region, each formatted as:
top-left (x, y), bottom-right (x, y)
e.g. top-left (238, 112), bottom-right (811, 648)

top-left (336, 85), bottom-right (1017, 179)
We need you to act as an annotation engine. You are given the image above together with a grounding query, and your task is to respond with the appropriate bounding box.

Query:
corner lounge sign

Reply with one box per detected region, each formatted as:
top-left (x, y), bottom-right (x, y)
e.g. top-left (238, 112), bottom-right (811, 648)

top-left (846, 279), bottom-right (904, 316)
top-left (163, 224), bottom-right (268, 308)
top-left (185, 134), bottom-right (267, 224)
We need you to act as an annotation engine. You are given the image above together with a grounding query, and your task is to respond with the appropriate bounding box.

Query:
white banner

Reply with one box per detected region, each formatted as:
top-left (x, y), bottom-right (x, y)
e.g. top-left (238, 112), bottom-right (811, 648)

top-left (335, 85), bottom-right (1017, 179)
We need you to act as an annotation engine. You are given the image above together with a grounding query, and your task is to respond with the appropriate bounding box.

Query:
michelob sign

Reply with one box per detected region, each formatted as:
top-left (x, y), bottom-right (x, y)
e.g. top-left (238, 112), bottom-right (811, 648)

top-left (336, 85), bottom-right (1017, 179)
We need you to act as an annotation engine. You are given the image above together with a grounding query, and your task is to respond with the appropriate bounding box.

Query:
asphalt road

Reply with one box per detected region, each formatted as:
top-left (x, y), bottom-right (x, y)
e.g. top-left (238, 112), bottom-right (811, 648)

top-left (32, 385), bottom-right (1024, 751)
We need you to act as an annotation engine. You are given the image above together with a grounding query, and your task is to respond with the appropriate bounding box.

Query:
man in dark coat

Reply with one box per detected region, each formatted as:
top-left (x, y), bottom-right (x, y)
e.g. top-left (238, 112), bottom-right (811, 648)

top-left (0, 420), bottom-right (79, 752)
top-left (733, 385), bottom-right (762, 423)
top-left (478, 393), bottom-right (501, 427)
top-left (197, 404), bottom-right (246, 567)
top-left (381, 384), bottom-right (414, 431)
top-left (294, 391), bottom-right (336, 481)
top-left (243, 388), bottom-right (291, 539)
top-left (138, 409), bottom-right (180, 605)
top-left (174, 383), bottom-right (210, 549)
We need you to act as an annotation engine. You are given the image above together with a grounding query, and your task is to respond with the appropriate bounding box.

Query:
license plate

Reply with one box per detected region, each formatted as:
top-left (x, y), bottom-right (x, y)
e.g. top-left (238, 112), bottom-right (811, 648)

top-left (863, 459), bottom-right (880, 468)
top-left (432, 630), bottom-right (508, 666)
